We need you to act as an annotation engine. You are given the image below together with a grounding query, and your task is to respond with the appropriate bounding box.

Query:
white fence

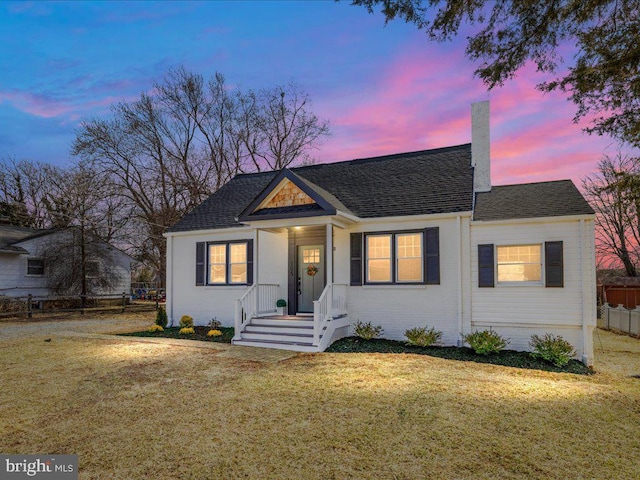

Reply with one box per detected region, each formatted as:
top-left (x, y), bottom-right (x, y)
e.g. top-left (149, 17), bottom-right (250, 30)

top-left (601, 303), bottom-right (640, 337)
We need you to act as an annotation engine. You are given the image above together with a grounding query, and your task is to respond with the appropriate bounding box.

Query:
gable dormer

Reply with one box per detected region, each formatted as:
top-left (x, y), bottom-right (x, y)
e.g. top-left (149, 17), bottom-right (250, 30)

top-left (238, 169), bottom-right (339, 222)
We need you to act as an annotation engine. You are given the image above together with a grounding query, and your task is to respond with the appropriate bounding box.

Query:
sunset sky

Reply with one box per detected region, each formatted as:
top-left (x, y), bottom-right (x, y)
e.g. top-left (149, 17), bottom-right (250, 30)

top-left (0, 1), bottom-right (632, 187)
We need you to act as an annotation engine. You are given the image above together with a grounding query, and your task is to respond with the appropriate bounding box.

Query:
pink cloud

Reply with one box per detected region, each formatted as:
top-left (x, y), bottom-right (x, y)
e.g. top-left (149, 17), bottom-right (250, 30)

top-left (315, 50), bottom-right (621, 188)
top-left (0, 90), bottom-right (74, 118)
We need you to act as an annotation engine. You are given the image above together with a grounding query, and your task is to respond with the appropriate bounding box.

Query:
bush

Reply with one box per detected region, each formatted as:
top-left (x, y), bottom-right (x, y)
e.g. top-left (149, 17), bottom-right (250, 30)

top-left (405, 326), bottom-right (443, 347)
top-left (464, 329), bottom-right (509, 355)
top-left (148, 324), bottom-right (164, 333)
top-left (208, 317), bottom-right (222, 330)
top-left (530, 333), bottom-right (576, 367)
top-left (179, 327), bottom-right (195, 335)
top-left (207, 329), bottom-right (222, 337)
top-left (179, 315), bottom-right (194, 328)
top-left (155, 306), bottom-right (168, 328)
top-left (353, 320), bottom-right (383, 340)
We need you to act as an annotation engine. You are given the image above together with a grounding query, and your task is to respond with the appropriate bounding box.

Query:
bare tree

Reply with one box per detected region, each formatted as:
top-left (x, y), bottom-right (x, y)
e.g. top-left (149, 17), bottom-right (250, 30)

top-left (43, 164), bottom-right (130, 298)
top-left (583, 153), bottom-right (640, 276)
top-left (72, 67), bottom-right (330, 284)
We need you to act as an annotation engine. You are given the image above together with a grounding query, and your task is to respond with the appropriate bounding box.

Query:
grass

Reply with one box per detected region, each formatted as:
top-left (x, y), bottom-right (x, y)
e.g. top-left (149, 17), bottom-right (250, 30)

top-left (120, 326), bottom-right (234, 343)
top-left (327, 337), bottom-right (593, 374)
top-left (0, 322), bottom-right (639, 479)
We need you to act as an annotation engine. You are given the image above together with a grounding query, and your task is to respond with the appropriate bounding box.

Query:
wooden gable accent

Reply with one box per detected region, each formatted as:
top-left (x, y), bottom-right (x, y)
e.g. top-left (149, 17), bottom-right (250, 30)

top-left (258, 178), bottom-right (316, 210)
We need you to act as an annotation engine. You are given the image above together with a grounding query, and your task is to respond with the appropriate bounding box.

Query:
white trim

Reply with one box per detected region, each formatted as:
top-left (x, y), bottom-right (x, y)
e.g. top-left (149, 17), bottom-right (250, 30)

top-left (357, 211), bottom-right (473, 225)
top-left (457, 215), bottom-right (463, 344)
top-left (471, 214), bottom-right (595, 226)
top-left (164, 225), bottom-right (253, 238)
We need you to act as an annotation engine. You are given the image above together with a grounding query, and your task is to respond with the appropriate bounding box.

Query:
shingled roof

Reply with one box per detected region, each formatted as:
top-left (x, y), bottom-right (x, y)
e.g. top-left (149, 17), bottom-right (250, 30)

top-left (0, 224), bottom-right (39, 254)
top-left (168, 144), bottom-right (474, 232)
top-left (473, 180), bottom-right (594, 221)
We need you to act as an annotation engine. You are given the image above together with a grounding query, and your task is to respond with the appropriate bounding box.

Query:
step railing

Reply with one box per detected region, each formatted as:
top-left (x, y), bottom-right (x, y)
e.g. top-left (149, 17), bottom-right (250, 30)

top-left (234, 284), bottom-right (280, 341)
top-left (312, 283), bottom-right (348, 346)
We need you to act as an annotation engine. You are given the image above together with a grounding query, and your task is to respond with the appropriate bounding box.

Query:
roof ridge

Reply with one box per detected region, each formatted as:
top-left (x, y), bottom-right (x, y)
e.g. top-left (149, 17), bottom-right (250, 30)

top-left (233, 143), bottom-right (471, 178)
top-left (491, 179), bottom-right (574, 188)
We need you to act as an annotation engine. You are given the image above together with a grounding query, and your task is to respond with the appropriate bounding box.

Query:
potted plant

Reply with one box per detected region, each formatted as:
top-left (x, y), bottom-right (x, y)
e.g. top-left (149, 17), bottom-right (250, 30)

top-left (276, 298), bottom-right (287, 316)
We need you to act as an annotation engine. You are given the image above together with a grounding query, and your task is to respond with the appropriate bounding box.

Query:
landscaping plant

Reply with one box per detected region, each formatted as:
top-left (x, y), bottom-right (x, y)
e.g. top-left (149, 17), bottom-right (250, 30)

top-left (148, 324), bottom-right (164, 333)
top-left (179, 315), bottom-right (194, 329)
top-left (530, 333), bottom-right (576, 367)
top-left (179, 327), bottom-right (195, 335)
top-left (155, 306), bottom-right (168, 328)
top-left (405, 326), bottom-right (442, 347)
top-left (207, 329), bottom-right (222, 337)
top-left (208, 317), bottom-right (222, 330)
top-left (353, 320), bottom-right (383, 340)
top-left (464, 329), bottom-right (509, 355)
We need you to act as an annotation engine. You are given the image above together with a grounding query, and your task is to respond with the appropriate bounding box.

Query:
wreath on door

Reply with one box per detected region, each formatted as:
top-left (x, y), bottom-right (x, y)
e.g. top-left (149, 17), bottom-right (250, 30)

top-left (306, 264), bottom-right (318, 276)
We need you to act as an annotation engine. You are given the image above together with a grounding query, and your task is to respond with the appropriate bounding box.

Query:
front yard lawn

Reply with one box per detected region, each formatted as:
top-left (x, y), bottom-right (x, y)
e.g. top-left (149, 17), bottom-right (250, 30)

top-left (327, 337), bottom-right (593, 375)
top-left (0, 330), bottom-right (638, 479)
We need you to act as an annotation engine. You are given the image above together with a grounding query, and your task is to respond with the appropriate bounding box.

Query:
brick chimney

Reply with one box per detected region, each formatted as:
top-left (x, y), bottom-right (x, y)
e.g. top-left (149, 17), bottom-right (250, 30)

top-left (471, 101), bottom-right (491, 193)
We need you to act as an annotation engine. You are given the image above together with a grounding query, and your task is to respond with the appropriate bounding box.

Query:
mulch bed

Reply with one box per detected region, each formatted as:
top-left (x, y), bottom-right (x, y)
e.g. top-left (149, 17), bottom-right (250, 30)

top-left (326, 337), bottom-right (593, 375)
top-left (120, 326), bottom-right (234, 343)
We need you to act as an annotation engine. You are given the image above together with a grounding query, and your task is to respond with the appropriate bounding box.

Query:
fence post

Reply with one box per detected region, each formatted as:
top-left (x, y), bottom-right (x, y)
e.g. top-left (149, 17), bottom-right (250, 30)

top-left (27, 294), bottom-right (32, 319)
top-left (122, 292), bottom-right (126, 313)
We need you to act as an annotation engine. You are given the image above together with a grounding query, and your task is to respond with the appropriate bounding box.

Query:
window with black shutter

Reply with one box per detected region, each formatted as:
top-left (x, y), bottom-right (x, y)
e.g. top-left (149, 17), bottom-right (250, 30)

top-left (545, 241), bottom-right (563, 287)
top-left (478, 244), bottom-right (495, 287)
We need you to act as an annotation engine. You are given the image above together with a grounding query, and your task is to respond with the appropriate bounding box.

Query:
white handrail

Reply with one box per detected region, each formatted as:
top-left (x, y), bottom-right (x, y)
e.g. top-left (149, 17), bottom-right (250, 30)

top-left (313, 283), bottom-right (348, 346)
top-left (234, 284), bottom-right (280, 341)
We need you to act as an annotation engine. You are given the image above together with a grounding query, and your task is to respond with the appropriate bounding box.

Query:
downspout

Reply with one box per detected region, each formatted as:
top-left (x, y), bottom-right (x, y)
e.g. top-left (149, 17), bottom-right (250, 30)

top-left (457, 215), bottom-right (463, 346)
top-left (166, 234), bottom-right (174, 326)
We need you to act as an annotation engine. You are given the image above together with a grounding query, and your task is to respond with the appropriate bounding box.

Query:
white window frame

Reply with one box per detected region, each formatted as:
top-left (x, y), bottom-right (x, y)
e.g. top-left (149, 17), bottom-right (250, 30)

top-left (26, 258), bottom-right (45, 276)
top-left (365, 231), bottom-right (425, 285)
top-left (207, 241), bottom-right (249, 286)
top-left (496, 243), bottom-right (543, 285)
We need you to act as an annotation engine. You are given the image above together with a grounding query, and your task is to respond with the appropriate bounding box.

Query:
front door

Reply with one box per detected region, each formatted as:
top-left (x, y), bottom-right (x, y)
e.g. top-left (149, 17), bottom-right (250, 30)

top-left (297, 245), bottom-right (325, 313)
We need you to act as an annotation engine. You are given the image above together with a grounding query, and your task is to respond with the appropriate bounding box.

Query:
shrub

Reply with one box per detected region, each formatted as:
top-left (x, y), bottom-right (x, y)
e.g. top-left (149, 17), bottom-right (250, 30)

top-left (179, 315), bottom-right (194, 328)
top-left (148, 324), bottom-right (164, 333)
top-left (353, 320), bottom-right (383, 340)
top-left (207, 329), bottom-right (222, 337)
top-left (530, 333), bottom-right (576, 367)
top-left (208, 317), bottom-right (222, 330)
top-left (179, 327), bottom-right (195, 335)
top-left (464, 329), bottom-right (509, 355)
top-left (155, 306), bottom-right (168, 328)
top-left (405, 326), bottom-right (442, 347)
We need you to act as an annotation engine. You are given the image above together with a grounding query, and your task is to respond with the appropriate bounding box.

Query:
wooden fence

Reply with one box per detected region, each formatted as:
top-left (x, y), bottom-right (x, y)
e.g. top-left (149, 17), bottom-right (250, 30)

top-left (601, 303), bottom-right (640, 337)
top-left (0, 292), bottom-right (160, 320)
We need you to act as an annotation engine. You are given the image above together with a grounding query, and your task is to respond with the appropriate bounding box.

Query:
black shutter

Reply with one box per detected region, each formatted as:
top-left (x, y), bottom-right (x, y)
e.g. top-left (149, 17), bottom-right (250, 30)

top-left (425, 227), bottom-right (440, 284)
top-left (246, 240), bottom-right (254, 285)
top-left (478, 244), bottom-right (494, 287)
top-left (545, 241), bottom-right (563, 287)
top-left (195, 242), bottom-right (205, 286)
top-left (350, 233), bottom-right (363, 286)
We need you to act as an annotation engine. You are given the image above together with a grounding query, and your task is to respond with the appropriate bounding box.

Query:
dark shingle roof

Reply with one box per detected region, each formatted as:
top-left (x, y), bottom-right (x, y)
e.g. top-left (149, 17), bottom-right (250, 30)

top-left (474, 180), bottom-right (594, 221)
top-left (0, 225), bottom-right (39, 253)
top-left (168, 144), bottom-right (474, 232)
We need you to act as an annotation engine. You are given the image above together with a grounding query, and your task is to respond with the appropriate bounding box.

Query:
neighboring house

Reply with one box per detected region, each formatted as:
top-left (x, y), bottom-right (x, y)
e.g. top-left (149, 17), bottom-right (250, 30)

top-left (0, 225), bottom-right (133, 298)
top-left (165, 102), bottom-right (596, 365)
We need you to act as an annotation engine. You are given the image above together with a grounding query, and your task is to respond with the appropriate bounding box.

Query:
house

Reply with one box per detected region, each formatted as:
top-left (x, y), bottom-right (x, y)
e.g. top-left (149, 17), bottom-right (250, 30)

top-left (165, 102), bottom-right (597, 365)
top-left (0, 225), bottom-right (133, 298)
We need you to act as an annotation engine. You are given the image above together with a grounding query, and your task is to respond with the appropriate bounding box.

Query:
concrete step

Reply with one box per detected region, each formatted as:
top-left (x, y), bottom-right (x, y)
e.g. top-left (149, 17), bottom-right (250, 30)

top-left (233, 339), bottom-right (319, 353)
top-left (251, 318), bottom-right (313, 327)
top-left (244, 324), bottom-right (313, 335)
top-left (240, 331), bottom-right (314, 343)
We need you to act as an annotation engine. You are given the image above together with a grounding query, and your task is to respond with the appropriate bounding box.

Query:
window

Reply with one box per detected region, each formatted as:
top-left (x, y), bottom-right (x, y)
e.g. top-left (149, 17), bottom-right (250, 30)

top-left (396, 233), bottom-right (423, 282)
top-left (206, 241), bottom-right (250, 285)
top-left (302, 248), bottom-right (320, 264)
top-left (367, 234), bottom-right (392, 282)
top-left (86, 261), bottom-right (99, 278)
top-left (27, 258), bottom-right (44, 276)
top-left (496, 244), bottom-right (542, 283)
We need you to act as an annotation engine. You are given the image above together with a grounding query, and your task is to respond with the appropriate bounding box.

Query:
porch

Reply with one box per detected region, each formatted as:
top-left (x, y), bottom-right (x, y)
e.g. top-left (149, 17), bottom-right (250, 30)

top-left (232, 283), bottom-right (350, 352)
